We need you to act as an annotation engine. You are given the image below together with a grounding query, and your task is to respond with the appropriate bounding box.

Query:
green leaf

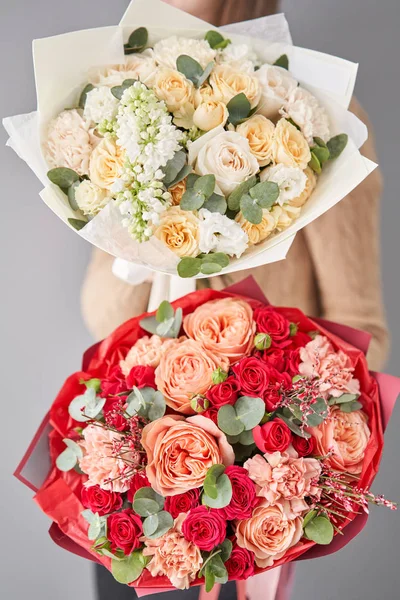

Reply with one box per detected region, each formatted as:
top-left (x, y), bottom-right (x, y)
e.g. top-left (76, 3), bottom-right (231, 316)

top-left (314, 137), bottom-right (328, 149)
top-left (273, 54), bottom-right (289, 70)
top-left (201, 262), bottom-right (222, 275)
top-left (194, 174), bottom-right (215, 199)
top-left (133, 497), bottom-right (160, 517)
top-left (304, 516), bottom-right (334, 545)
top-left (126, 387), bottom-right (166, 420)
top-left (329, 393), bottom-right (359, 405)
top-left (249, 181), bottom-right (280, 208)
top-left (48, 167), bottom-right (80, 190)
top-left (156, 300), bottom-right (174, 323)
top-left (240, 194), bottom-right (263, 224)
top-left (177, 257), bottom-right (202, 278)
top-left (186, 173), bottom-right (200, 188)
top-left (205, 30), bottom-right (226, 49)
top-left (111, 551), bottom-right (146, 584)
top-left (148, 391), bottom-right (167, 421)
top-left (227, 93), bottom-right (251, 126)
top-left (204, 464), bottom-right (225, 494)
top-left (205, 566), bottom-right (216, 593)
top-left (163, 150), bottom-right (187, 187)
top-left (180, 188), bottom-right (205, 211)
top-left (203, 193), bottom-right (227, 215)
top-left (309, 151), bottom-right (322, 174)
top-left (340, 400), bottom-right (363, 413)
top-left (219, 539), bottom-right (233, 563)
top-left (168, 164), bottom-right (192, 189)
top-left (127, 27), bottom-right (148, 51)
top-left (143, 514), bottom-right (159, 537)
top-left (208, 554), bottom-right (228, 579)
top-left (176, 54), bottom-right (204, 85)
top-left (306, 397), bottom-right (329, 427)
top-left (139, 315), bottom-right (159, 335)
top-left (143, 511), bottom-right (174, 539)
top-left (198, 252), bottom-right (230, 268)
top-left (80, 378), bottom-right (101, 393)
top-left (312, 145), bottom-right (330, 166)
top-left (56, 447), bottom-right (78, 471)
top-left (235, 396), bottom-right (265, 430)
top-left (278, 414), bottom-right (311, 439)
top-left (202, 473), bottom-right (232, 509)
top-left (239, 429), bottom-right (254, 445)
top-left (327, 133), bottom-right (348, 160)
top-left (63, 438), bottom-right (83, 458)
top-left (79, 83), bottom-right (95, 109)
top-left (198, 61), bottom-right (215, 87)
top-left (68, 388), bottom-right (105, 422)
top-left (68, 218), bottom-right (87, 231)
top-left (217, 404), bottom-right (244, 436)
top-left (110, 79), bottom-right (137, 100)
top-left (134, 486), bottom-right (164, 508)
top-left (233, 443), bottom-right (257, 463)
top-left (303, 509), bottom-right (318, 528)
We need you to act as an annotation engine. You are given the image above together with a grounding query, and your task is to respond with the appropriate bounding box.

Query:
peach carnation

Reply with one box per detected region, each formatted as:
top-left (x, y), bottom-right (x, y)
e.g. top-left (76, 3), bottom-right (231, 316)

top-left (79, 424), bottom-right (138, 493)
top-left (141, 415), bottom-right (234, 497)
top-left (142, 514), bottom-right (203, 589)
top-left (155, 338), bottom-right (229, 414)
top-left (120, 335), bottom-right (181, 374)
top-left (183, 298), bottom-right (256, 366)
top-left (236, 501), bottom-right (303, 568)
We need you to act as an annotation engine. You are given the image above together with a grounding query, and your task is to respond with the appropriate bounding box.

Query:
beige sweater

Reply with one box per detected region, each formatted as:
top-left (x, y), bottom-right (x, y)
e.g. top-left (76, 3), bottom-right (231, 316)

top-left (81, 99), bottom-right (389, 371)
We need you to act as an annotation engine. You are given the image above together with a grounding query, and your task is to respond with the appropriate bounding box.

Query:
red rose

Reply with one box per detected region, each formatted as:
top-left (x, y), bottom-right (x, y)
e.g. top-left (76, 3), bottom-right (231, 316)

top-left (206, 377), bottom-right (240, 408)
top-left (232, 357), bottom-right (274, 397)
top-left (219, 466), bottom-right (258, 520)
top-left (254, 307), bottom-right (291, 348)
top-left (126, 365), bottom-right (156, 390)
top-left (288, 330), bottom-right (312, 349)
top-left (182, 506), bottom-right (226, 551)
top-left (260, 348), bottom-right (286, 372)
top-left (285, 348), bottom-right (302, 377)
top-left (225, 541), bottom-right (255, 580)
top-left (107, 509), bottom-right (143, 555)
top-left (81, 485), bottom-right (123, 517)
top-left (126, 472), bottom-right (151, 503)
top-left (202, 405), bottom-right (219, 425)
top-left (165, 489), bottom-right (201, 519)
top-left (101, 366), bottom-right (127, 397)
top-left (253, 419), bottom-right (292, 453)
top-left (103, 398), bottom-right (127, 432)
top-left (263, 368), bottom-right (292, 412)
top-left (292, 434), bottom-right (316, 457)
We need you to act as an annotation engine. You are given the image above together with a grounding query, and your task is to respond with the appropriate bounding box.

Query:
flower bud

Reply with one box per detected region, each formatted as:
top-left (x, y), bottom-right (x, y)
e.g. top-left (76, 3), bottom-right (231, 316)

top-left (289, 322), bottom-right (298, 336)
top-left (254, 333), bottom-right (272, 350)
top-left (212, 367), bottom-right (228, 385)
top-left (190, 395), bottom-right (210, 413)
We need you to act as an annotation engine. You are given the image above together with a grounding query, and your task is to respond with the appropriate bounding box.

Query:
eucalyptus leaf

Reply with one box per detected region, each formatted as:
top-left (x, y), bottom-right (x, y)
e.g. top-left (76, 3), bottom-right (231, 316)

top-left (127, 27), bottom-right (148, 51)
top-left (177, 257), bottom-right (202, 278)
top-left (111, 79), bottom-right (137, 100)
top-left (68, 218), bottom-right (87, 231)
top-left (180, 188), bottom-right (205, 211)
top-left (304, 516), bottom-right (334, 545)
top-left (340, 400), bottom-right (363, 413)
top-left (144, 511), bottom-right (174, 539)
top-left (201, 262), bottom-right (222, 275)
top-left (219, 539), bottom-right (233, 563)
top-left (194, 174), bottom-right (215, 199)
top-left (205, 30), bottom-right (227, 49)
top-left (186, 173), bottom-right (200, 188)
top-left (235, 396), bottom-right (265, 430)
top-left (249, 181), bottom-right (280, 208)
top-left (278, 414), bottom-right (311, 439)
top-left (143, 514), bottom-right (159, 537)
top-left (133, 498), bottom-right (161, 517)
top-left (81, 509), bottom-right (96, 525)
top-left (163, 150), bottom-right (187, 187)
top-left (63, 438), bottom-right (83, 458)
top-left (111, 551), bottom-right (146, 584)
top-left (330, 393), bottom-right (359, 405)
top-left (239, 429), bottom-right (255, 446)
top-left (217, 404), bottom-right (244, 436)
top-left (156, 300), bottom-right (174, 323)
top-left (169, 307), bottom-right (183, 338)
top-left (168, 164), bottom-right (192, 189)
top-left (309, 151), bottom-right (322, 174)
top-left (198, 252), bottom-right (229, 267)
top-left (227, 93), bottom-right (251, 126)
top-left (48, 167), bottom-right (80, 190)
top-left (56, 447), bottom-right (78, 472)
top-left (156, 317), bottom-right (175, 336)
top-left (148, 391), bottom-right (167, 421)
top-left (312, 145), bottom-right (330, 166)
top-left (202, 473), bottom-right (232, 509)
top-left (226, 434), bottom-right (241, 445)
top-left (203, 193), bottom-right (227, 214)
top-left (303, 509), bottom-right (318, 528)
top-left (306, 397), bottom-right (329, 427)
top-left (139, 316), bottom-right (161, 335)
top-left (205, 567), bottom-right (216, 593)
top-left (227, 175), bottom-right (258, 211)
top-left (198, 61), bottom-right (215, 87)
top-left (134, 487), bottom-right (165, 510)
top-left (327, 133), bottom-right (348, 160)
top-left (176, 55), bottom-right (203, 85)
top-left (314, 137), bottom-right (328, 148)
top-left (240, 194), bottom-right (263, 224)
top-left (79, 83), bottom-right (95, 109)
top-left (273, 54), bottom-right (289, 70)
top-left (233, 442), bottom-right (256, 462)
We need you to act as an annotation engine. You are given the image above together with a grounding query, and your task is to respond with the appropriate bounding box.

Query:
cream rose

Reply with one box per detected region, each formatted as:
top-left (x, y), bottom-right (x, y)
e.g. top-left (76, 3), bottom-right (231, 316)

top-left (193, 129), bottom-right (259, 195)
top-left (235, 208), bottom-right (276, 245)
top-left (74, 180), bottom-right (109, 216)
top-left (287, 167), bottom-right (317, 208)
top-left (255, 64), bottom-right (298, 119)
top-left (193, 100), bottom-right (228, 131)
top-left (153, 36), bottom-right (216, 70)
top-left (272, 119), bottom-right (311, 170)
top-left (153, 68), bottom-right (195, 113)
top-left (154, 207), bottom-right (200, 257)
top-left (210, 64), bottom-right (261, 108)
top-left (194, 83), bottom-right (217, 107)
top-left (271, 204), bottom-right (301, 231)
top-left (44, 109), bottom-right (94, 176)
top-left (169, 178), bottom-right (187, 205)
top-left (89, 137), bottom-right (125, 190)
top-left (89, 50), bottom-right (157, 87)
top-left (236, 115), bottom-right (275, 166)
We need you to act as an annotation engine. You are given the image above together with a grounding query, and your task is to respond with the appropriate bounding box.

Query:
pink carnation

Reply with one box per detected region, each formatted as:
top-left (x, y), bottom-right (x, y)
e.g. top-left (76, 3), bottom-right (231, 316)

top-left (244, 447), bottom-right (321, 518)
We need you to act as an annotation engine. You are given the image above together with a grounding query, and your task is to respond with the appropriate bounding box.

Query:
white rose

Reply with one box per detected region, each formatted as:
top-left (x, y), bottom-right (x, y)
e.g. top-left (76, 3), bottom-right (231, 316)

top-left (153, 36), bottom-right (216, 69)
top-left (217, 43), bottom-right (260, 73)
top-left (89, 137), bottom-right (125, 190)
top-left (193, 129), bottom-right (260, 196)
top-left (260, 164), bottom-right (307, 205)
top-left (44, 109), bottom-right (94, 176)
top-left (198, 209), bottom-right (249, 258)
top-left (83, 86), bottom-right (119, 124)
top-left (282, 87), bottom-right (330, 143)
top-left (74, 180), bottom-right (110, 216)
top-left (210, 64), bottom-right (261, 108)
top-left (89, 50), bottom-right (157, 87)
top-left (255, 64), bottom-right (298, 119)
top-left (193, 100), bottom-right (228, 131)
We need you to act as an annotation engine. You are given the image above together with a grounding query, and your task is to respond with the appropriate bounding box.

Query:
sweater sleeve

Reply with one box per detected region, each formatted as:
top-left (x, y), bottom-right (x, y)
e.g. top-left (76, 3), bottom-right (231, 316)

top-left (302, 98), bottom-right (389, 371)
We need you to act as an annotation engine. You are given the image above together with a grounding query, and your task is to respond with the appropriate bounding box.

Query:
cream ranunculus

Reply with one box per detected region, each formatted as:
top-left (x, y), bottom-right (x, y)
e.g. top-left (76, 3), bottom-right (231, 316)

top-left (260, 163), bottom-right (307, 205)
top-left (88, 50), bottom-right (158, 87)
top-left (89, 137), bottom-right (125, 190)
top-left (74, 180), bottom-right (110, 216)
top-left (282, 87), bottom-right (330, 144)
top-left (154, 207), bottom-right (200, 257)
top-left (236, 115), bottom-right (275, 167)
top-left (210, 64), bottom-right (261, 108)
top-left (193, 100), bottom-right (228, 131)
top-left (44, 109), bottom-right (94, 176)
top-left (153, 68), bottom-right (195, 113)
top-left (194, 130), bottom-right (260, 196)
top-left (235, 209), bottom-right (276, 245)
top-left (287, 167), bottom-right (317, 208)
top-left (272, 119), bottom-right (311, 170)
top-left (153, 36), bottom-right (216, 70)
top-left (255, 64), bottom-right (298, 119)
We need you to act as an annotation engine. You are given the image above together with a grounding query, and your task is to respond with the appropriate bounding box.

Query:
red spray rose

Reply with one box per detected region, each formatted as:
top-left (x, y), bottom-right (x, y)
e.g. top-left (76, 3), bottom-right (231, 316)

top-left (202, 405), bottom-right (219, 425)
top-left (285, 348), bottom-right (302, 377)
top-left (126, 365), bottom-right (156, 390)
top-left (288, 330), bottom-right (312, 349)
top-left (219, 466), bottom-right (258, 520)
top-left (103, 398), bottom-right (128, 432)
top-left (126, 472), bottom-right (151, 503)
top-left (260, 348), bottom-right (286, 372)
top-left (107, 509), bottom-right (143, 555)
top-left (292, 434), bottom-right (316, 457)
top-left (253, 419), bottom-right (292, 453)
top-left (254, 307), bottom-right (292, 348)
top-left (101, 366), bottom-right (127, 397)
top-left (182, 506), bottom-right (226, 551)
top-left (206, 377), bottom-right (240, 407)
top-left (165, 489), bottom-right (201, 519)
top-left (232, 357), bottom-right (275, 397)
top-left (225, 541), bottom-right (255, 580)
top-left (81, 485), bottom-right (123, 517)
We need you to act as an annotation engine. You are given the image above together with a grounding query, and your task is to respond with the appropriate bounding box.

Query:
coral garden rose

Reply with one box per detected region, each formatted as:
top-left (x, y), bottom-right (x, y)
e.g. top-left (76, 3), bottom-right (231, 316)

top-left (236, 115), bottom-right (275, 166)
top-left (142, 514), bottom-right (203, 590)
top-left (107, 509), bottom-right (143, 555)
top-left (253, 419), bottom-right (292, 454)
top-left (155, 338), bottom-right (229, 414)
top-left (235, 208), bottom-right (276, 245)
top-left (311, 405), bottom-right (370, 475)
top-left (183, 297), bottom-right (255, 365)
top-left (182, 506), bottom-right (227, 551)
top-left (89, 137), bottom-right (125, 190)
top-left (210, 64), bottom-right (261, 108)
top-left (272, 119), bottom-right (311, 170)
top-left (165, 489), bottom-right (201, 519)
top-left (220, 466), bottom-right (259, 520)
top-left (141, 415), bottom-right (234, 496)
top-left (120, 335), bottom-right (178, 374)
top-left (236, 501), bottom-right (303, 568)
top-left (154, 207), bottom-right (200, 258)
top-left (81, 485), bottom-right (122, 516)
top-left (193, 100), bottom-right (228, 131)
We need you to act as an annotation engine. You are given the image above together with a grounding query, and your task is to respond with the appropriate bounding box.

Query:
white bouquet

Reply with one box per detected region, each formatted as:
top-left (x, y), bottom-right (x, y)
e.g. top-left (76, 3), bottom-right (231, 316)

top-left (3, 0), bottom-right (375, 281)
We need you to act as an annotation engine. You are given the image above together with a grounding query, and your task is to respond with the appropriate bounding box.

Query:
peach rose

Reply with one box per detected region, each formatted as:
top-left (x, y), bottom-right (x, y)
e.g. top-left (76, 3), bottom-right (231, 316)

top-left (270, 204), bottom-right (301, 231)
top-left (153, 68), bottom-right (195, 113)
top-left (236, 502), bottom-right (303, 568)
top-left (193, 100), bottom-right (228, 131)
top-left (235, 208), bottom-right (276, 245)
top-left (154, 207), bottom-right (200, 258)
top-left (141, 415), bottom-right (234, 496)
top-left (120, 335), bottom-right (181, 374)
top-left (142, 513), bottom-right (203, 589)
top-left (155, 338), bottom-right (229, 413)
top-left (183, 298), bottom-right (256, 365)
top-left (311, 405), bottom-right (370, 475)
top-left (272, 119), bottom-right (311, 170)
top-left (210, 64), bottom-right (261, 108)
top-left (169, 178), bottom-right (187, 205)
top-left (236, 115), bottom-right (275, 167)
top-left (89, 137), bottom-right (125, 190)
top-left (244, 449), bottom-right (321, 518)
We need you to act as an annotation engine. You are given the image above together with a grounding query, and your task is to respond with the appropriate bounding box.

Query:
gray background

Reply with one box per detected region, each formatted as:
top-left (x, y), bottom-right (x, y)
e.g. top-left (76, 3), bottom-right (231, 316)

top-left (1, 1), bottom-right (399, 598)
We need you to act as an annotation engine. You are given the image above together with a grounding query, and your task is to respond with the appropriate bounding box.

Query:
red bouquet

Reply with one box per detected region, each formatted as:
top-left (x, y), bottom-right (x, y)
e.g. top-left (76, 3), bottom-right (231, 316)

top-left (16, 277), bottom-right (398, 594)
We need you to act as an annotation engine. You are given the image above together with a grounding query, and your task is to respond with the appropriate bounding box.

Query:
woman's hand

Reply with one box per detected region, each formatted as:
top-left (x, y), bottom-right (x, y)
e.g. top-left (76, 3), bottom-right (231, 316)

top-left (163, 0), bottom-right (278, 26)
